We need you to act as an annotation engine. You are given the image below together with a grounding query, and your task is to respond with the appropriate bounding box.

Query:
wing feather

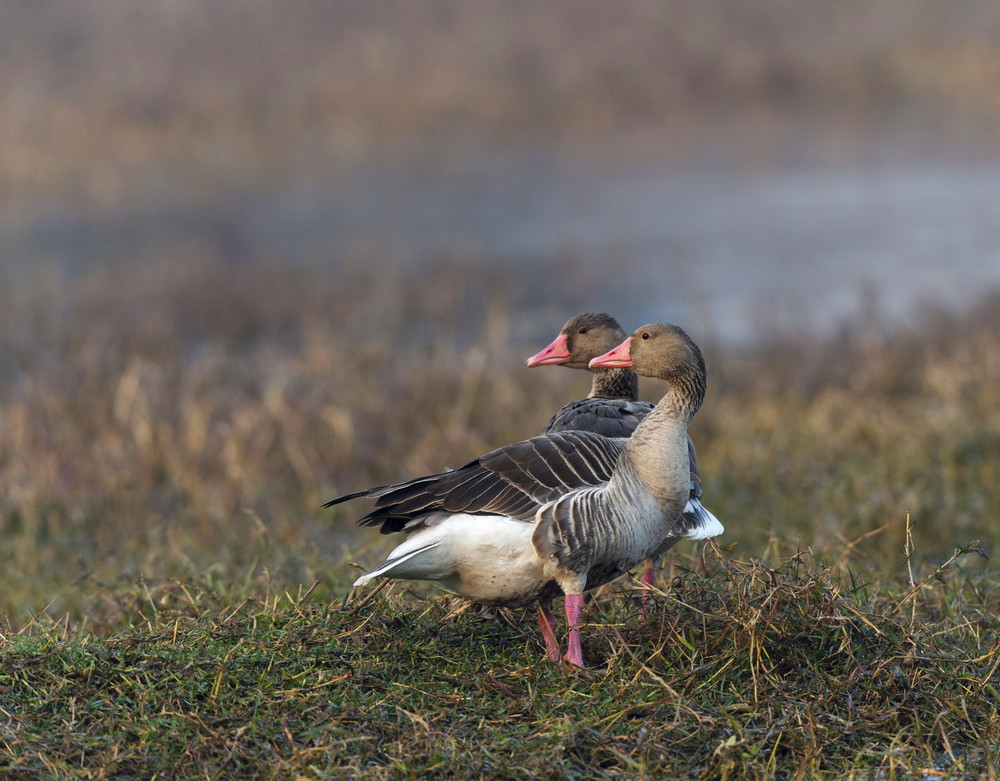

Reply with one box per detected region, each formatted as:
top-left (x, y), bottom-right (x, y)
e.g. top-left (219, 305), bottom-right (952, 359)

top-left (325, 430), bottom-right (622, 535)
top-left (479, 430), bottom-right (622, 504)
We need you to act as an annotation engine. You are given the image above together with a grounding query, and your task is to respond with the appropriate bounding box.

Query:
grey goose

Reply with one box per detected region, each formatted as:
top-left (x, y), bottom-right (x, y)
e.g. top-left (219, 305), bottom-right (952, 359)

top-left (527, 312), bottom-right (720, 589)
top-left (327, 323), bottom-right (723, 667)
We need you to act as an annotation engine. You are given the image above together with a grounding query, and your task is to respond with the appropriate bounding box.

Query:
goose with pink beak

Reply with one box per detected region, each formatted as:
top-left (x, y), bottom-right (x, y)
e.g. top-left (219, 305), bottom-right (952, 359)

top-left (527, 313), bottom-right (721, 593)
top-left (329, 323), bottom-right (722, 668)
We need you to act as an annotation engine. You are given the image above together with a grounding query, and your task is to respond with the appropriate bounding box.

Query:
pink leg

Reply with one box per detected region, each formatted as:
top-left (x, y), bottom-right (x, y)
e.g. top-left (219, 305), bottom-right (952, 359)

top-left (563, 593), bottom-right (585, 668)
top-left (538, 604), bottom-right (560, 663)
top-left (638, 558), bottom-right (655, 621)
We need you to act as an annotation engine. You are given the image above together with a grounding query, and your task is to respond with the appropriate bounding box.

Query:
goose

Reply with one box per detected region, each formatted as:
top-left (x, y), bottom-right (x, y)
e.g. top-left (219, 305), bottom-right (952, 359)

top-left (526, 312), bottom-right (720, 588)
top-left (327, 323), bottom-right (723, 667)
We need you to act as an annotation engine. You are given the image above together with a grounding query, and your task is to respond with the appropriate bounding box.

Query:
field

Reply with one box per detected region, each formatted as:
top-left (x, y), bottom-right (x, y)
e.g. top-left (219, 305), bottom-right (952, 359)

top-left (1, 260), bottom-right (999, 778)
top-left (4, 2), bottom-right (1000, 776)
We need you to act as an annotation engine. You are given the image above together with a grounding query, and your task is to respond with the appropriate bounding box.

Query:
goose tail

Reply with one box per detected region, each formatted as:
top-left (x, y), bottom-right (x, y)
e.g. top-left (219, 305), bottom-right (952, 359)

top-left (352, 541), bottom-right (443, 587)
top-left (675, 499), bottom-right (724, 540)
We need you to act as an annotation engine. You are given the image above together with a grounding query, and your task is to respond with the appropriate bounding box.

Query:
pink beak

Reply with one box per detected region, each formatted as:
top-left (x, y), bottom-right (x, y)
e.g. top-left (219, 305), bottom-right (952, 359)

top-left (526, 333), bottom-right (572, 367)
top-left (589, 337), bottom-right (632, 368)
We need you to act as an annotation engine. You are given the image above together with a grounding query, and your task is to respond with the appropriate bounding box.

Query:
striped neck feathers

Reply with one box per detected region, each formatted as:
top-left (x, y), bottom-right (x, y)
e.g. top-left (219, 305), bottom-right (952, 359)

top-left (617, 366), bottom-right (705, 512)
top-left (588, 367), bottom-right (640, 401)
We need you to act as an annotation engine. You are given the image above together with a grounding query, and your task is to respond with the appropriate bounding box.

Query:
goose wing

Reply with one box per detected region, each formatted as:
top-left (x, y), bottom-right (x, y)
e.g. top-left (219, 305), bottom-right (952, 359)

top-left (324, 430), bottom-right (624, 535)
top-left (478, 429), bottom-right (622, 502)
top-left (686, 436), bottom-right (702, 502)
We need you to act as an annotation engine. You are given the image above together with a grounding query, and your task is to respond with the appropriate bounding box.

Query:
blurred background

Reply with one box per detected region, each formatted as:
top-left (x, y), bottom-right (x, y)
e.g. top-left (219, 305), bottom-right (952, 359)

top-left (2, 0), bottom-right (999, 628)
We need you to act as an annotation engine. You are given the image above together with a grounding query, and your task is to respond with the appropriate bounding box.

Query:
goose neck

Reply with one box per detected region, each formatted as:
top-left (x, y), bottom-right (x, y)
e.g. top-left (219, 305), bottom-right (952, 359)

top-left (589, 367), bottom-right (639, 401)
top-left (617, 386), bottom-right (698, 514)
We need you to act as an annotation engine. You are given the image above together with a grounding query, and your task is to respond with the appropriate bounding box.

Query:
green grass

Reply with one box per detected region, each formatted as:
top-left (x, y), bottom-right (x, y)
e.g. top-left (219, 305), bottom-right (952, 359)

top-left (3, 544), bottom-right (997, 778)
top-left (2, 260), bottom-right (1000, 777)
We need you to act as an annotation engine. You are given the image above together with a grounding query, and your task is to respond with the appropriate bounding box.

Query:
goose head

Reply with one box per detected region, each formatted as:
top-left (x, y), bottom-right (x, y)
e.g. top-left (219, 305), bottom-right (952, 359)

top-left (526, 313), bottom-right (627, 369)
top-left (590, 323), bottom-right (706, 410)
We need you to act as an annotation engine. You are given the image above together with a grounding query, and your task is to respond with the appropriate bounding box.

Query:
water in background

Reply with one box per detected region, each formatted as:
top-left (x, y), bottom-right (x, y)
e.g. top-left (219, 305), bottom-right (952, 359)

top-left (6, 152), bottom-right (1000, 344)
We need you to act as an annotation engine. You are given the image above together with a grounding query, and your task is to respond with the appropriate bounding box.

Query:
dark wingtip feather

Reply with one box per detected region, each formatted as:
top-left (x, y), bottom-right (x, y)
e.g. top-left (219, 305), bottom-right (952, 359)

top-left (322, 489), bottom-right (374, 508)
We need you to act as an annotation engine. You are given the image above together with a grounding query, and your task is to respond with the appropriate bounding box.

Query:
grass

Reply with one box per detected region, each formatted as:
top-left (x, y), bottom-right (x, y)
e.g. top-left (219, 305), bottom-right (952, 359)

top-left (3, 544), bottom-right (997, 778)
top-left (2, 260), bottom-right (1000, 777)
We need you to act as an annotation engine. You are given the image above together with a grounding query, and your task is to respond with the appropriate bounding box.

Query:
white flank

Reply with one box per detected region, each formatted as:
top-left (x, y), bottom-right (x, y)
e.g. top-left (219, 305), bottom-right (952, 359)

top-left (351, 513), bottom-right (548, 603)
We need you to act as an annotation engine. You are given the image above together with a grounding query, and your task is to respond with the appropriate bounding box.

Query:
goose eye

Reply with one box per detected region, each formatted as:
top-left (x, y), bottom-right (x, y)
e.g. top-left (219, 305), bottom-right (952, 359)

top-left (578, 327), bottom-right (588, 334)
top-left (641, 332), bottom-right (651, 340)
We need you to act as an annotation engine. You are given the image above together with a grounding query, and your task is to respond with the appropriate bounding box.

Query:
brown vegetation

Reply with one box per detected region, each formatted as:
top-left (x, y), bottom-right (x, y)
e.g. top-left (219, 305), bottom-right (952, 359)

top-left (3, 1), bottom-right (1000, 211)
top-left (1, 258), bottom-right (997, 631)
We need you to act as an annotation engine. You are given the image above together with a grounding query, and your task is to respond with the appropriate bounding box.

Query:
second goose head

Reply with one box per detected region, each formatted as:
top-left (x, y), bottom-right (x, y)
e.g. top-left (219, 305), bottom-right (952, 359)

top-left (526, 313), bottom-right (627, 369)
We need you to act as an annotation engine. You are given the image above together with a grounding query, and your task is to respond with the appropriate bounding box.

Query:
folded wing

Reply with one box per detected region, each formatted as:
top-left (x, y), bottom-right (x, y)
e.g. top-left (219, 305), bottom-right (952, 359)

top-left (324, 430), bottom-right (624, 534)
